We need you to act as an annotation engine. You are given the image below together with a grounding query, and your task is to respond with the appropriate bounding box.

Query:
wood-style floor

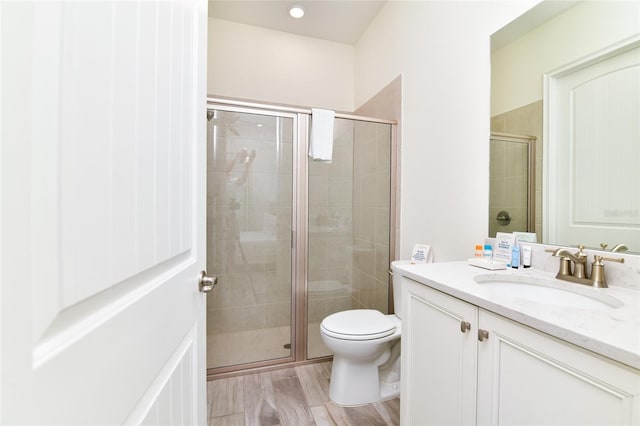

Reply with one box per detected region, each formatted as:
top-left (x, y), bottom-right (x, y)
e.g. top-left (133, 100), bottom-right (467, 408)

top-left (207, 361), bottom-right (400, 426)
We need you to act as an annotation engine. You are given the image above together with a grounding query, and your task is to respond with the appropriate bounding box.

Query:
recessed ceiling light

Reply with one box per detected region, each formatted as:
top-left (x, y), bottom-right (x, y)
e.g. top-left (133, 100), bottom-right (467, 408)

top-left (289, 4), bottom-right (305, 19)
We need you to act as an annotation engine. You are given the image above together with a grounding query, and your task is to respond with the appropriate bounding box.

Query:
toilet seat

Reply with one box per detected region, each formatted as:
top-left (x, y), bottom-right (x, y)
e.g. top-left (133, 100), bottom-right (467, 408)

top-left (321, 309), bottom-right (396, 341)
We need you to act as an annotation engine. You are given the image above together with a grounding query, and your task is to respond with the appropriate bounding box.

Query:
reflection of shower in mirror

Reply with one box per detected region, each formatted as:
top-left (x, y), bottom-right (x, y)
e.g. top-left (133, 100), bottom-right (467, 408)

top-left (488, 132), bottom-right (536, 239)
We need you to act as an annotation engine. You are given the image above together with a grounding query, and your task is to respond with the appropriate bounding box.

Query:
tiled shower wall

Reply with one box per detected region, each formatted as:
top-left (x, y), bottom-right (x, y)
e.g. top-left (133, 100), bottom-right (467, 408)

top-left (491, 100), bottom-right (543, 242)
top-left (355, 76), bottom-right (401, 264)
top-left (351, 122), bottom-right (391, 314)
top-left (307, 120), bottom-right (356, 325)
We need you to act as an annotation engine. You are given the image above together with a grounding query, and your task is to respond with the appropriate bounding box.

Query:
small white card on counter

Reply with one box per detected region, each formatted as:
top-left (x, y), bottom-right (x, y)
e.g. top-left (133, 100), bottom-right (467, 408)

top-left (411, 244), bottom-right (433, 264)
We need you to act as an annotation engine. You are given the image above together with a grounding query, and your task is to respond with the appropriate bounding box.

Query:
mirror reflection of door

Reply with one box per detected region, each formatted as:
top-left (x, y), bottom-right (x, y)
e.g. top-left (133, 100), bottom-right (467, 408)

top-left (489, 132), bottom-right (536, 238)
top-left (547, 43), bottom-right (640, 250)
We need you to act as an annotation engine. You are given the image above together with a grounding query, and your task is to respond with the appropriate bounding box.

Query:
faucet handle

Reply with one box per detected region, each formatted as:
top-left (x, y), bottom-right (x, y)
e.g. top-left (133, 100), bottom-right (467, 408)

top-left (590, 255), bottom-right (625, 288)
top-left (593, 255), bottom-right (625, 266)
top-left (600, 243), bottom-right (608, 251)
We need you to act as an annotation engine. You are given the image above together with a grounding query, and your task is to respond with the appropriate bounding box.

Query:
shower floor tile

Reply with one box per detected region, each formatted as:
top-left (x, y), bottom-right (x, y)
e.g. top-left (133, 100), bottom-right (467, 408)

top-left (208, 326), bottom-right (291, 369)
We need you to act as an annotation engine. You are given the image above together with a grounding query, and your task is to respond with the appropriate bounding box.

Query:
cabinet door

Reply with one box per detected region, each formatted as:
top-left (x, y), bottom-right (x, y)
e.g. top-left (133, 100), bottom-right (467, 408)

top-left (477, 309), bottom-right (640, 425)
top-left (401, 278), bottom-right (478, 426)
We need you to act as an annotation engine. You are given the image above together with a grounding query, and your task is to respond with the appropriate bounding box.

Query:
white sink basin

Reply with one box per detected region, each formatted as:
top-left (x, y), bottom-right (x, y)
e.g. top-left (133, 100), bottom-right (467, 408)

top-left (474, 274), bottom-right (624, 310)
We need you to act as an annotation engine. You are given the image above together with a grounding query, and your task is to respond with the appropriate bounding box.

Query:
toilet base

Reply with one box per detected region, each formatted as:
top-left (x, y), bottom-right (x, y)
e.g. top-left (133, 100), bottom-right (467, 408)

top-left (379, 353), bottom-right (401, 401)
top-left (328, 341), bottom-right (401, 407)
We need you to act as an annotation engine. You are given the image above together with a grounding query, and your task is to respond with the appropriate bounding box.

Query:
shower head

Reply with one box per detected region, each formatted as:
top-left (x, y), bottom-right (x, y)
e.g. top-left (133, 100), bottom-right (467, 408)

top-left (208, 112), bottom-right (240, 136)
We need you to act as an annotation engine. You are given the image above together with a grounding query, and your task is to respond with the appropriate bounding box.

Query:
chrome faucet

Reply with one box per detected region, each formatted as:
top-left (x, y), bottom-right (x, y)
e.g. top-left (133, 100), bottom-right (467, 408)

top-left (549, 245), bottom-right (624, 288)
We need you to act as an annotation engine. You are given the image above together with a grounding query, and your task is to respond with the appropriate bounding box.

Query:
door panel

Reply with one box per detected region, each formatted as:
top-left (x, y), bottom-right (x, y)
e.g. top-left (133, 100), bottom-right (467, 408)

top-left (1, 1), bottom-right (208, 424)
top-left (477, 310), bottom-right (639, 425)
top-left (401, 279), bottom-right (478, 426)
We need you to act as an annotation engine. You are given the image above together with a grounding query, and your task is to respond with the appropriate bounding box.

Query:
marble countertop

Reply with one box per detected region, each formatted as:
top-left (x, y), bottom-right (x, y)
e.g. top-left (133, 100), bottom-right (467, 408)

top-left (392, 260), bottom-right (640, 370)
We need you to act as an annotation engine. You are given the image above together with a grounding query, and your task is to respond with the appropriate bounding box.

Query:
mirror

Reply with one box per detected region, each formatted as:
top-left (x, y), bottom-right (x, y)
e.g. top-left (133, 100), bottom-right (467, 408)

top-left (490, 0), bottom-right (640, 253)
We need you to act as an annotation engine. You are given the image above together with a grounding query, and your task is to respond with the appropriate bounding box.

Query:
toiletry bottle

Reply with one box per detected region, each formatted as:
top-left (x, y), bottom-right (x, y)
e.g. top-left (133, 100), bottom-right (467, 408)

top-left (484, 244), bottom-right (492, 260)
top-left (522, 245), bottom-right (532, 268)
top-left (511, 245), bottom-right (520, 269)
top-left (475, 245), bottom-right (483, 257)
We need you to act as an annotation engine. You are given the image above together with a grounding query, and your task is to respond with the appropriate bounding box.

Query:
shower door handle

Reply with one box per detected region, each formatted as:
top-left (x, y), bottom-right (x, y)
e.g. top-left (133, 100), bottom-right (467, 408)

top-left (198, 270), bottom-right (218, 293)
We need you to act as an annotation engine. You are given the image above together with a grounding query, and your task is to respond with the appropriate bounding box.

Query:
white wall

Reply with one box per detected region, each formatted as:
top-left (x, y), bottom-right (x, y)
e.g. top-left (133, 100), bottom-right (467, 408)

top-left (208, 18), bottom-right (354, 111)
top-left (492, 1), bottom-right (640, 115)
top-left (355, 1), bottom-right (539, 261)
top-left (207, 1), bottom-right (542, 262)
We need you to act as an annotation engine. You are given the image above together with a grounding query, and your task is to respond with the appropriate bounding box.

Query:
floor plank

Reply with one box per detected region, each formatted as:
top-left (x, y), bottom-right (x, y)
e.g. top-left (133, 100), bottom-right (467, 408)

top-left (209, 413), bottom-right (245, 426)
top-left (208, 376), bottom-right (244, 418)
top-left (243, 372), bottom-right (280, 426)
top-left (295, 362), bottom-right (331, 407)
top-left (309, 405), bottom-right (336, 426)
top-left (343, 404), bottom-right (389, 426)
top-left (375, 398), bottom-right (400, 425)
top-left (323, 402), bottom-right (351, 426)
top-left (272, 376), bottom-right (315, 426)
top-left (208, 362), bottom-right (399, 426)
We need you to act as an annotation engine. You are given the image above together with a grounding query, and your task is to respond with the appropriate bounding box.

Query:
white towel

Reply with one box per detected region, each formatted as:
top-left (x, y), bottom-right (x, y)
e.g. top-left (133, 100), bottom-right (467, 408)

top-left (308, 108), bottom-right (335, 162)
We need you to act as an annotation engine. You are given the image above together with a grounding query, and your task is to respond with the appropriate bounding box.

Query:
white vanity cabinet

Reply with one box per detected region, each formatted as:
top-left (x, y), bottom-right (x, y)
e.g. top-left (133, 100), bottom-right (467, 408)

top-left (401, 277), bottom-right (640, 426)
top-left (401, 277), bottom-right (478, 425)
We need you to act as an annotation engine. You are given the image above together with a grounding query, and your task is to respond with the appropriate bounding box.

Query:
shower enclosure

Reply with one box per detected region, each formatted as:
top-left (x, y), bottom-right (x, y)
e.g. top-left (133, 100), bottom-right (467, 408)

top-left (206, 99), bottom-right (395, 376)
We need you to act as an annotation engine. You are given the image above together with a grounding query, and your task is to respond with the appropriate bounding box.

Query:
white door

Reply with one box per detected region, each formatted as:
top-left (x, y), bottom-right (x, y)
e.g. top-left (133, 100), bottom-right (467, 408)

top-left (1, 1), bottom-right (208, 424)
top-left (547, 42), bottom-right (640, 251)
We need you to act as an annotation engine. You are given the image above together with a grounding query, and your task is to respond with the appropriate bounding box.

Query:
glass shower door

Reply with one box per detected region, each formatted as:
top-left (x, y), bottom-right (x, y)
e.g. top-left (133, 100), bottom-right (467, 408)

top-left (206, 107), bottom-right (295, 371)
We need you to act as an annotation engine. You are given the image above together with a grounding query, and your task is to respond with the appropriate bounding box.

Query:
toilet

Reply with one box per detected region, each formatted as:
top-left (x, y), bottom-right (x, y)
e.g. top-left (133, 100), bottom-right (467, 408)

top-left (320, 266), bottom-right (404, 406)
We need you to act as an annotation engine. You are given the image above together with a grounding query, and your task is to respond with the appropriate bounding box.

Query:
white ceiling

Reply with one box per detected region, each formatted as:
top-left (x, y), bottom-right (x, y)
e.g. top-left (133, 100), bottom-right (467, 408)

top-left (208, 0), bottom-right (387, 45)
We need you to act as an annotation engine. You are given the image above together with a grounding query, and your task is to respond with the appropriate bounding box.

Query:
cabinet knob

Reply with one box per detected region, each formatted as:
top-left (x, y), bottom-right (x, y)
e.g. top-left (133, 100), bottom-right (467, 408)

top-left (460, 321), bottom-right (471, 333)
top-left (478, 329), bottom-right (489, 342)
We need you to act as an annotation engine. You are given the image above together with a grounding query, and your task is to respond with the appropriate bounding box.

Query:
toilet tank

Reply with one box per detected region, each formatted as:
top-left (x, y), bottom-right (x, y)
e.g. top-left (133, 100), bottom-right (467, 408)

top-left (390, 261), bottom-right (407, 319)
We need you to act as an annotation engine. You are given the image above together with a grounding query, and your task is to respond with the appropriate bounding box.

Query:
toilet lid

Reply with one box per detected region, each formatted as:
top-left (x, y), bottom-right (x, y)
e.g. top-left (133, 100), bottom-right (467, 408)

top-left (321, 309), bottom-right (395, 341)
